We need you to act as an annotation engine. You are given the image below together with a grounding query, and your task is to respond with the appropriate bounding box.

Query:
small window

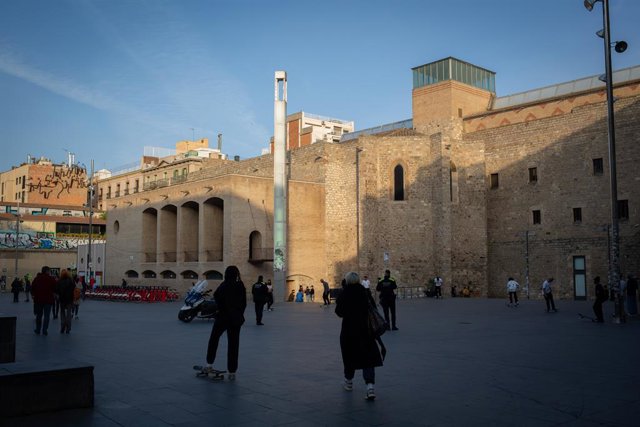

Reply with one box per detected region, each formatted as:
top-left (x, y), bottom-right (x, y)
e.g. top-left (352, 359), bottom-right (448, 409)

top-left (573, 208), bottom-right (582, 224)
top-left (393, 165), bottom-right (405, 201)
top-left (490, 173), bottom-right (499, 189)
top-left (533, 210), bottom-right (541, 225)
top-left (113, 220), bottom-right (120, 234)
top-left (528, 167), bottom-right (538, 183)
top-left (618, 200), bottom-right (629, 220)
top-left (593, 158), bottom-right (604, 176)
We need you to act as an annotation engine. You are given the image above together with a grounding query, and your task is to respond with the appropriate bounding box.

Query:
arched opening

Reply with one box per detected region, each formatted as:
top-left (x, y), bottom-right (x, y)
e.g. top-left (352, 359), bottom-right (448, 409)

top-left (142, 270), bottom-right (156, 278)
top-left (125, 270), bottom-right (139, 278)
top-left (204, 270), bottom-right (223, 280)
top-left (142, 208), bottom-right (158, 262)
top-left (203, 197), bottom-right (224, 261)
top-left (160, 270), bottom-right (176, 279)
top-left (450, 161), bottom-right (459, 204)
top-left (181, 270), bottom-right (198, 280)
top-left (393, 164), bottom-right (404, 201)
top-left (113, 220), bottom-right (120, 234)
top-left (180, 201), bottom-right (200, 262)
top-left (159, 204), bottom-right (177, 262)
top-left (249, 230), bottom-right (263, 261)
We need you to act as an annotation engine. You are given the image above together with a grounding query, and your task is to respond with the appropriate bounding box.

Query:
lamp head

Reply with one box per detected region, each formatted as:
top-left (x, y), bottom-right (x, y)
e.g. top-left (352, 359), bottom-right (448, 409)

top-left (583, 0), bottom-right (600, 11)
top-left (614, 41), bottom-right (628, 53)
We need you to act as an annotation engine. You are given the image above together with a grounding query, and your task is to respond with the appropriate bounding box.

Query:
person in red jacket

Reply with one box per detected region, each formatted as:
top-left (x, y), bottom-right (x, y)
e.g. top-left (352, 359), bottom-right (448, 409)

top-left (30, 266), bottom-right (57, 335)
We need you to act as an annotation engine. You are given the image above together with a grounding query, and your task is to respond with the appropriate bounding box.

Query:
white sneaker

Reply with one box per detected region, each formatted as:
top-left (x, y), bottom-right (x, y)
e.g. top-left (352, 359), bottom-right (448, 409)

top-left (343, 378), bottom-right (353, 391)
top-left (366, 383), bottom-right (375, 400)
top-left (228, 372), bottom-right (236, 381)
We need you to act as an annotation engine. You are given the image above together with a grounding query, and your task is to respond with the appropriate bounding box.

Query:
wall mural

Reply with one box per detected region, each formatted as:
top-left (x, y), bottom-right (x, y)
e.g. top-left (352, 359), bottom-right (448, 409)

top-left (28, 165), bottom-right (87, 200)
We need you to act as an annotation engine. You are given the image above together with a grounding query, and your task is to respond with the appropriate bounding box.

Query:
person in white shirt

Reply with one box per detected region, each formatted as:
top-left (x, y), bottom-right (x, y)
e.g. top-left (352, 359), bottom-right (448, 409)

top-left (506, 277), bottom-right (519, 307)
top-left (361, 275), bottom-right (371, 290)
top-left (542, 278), bottom-right (557, 313)
top-left (434, 276), bottom-right (443, 299)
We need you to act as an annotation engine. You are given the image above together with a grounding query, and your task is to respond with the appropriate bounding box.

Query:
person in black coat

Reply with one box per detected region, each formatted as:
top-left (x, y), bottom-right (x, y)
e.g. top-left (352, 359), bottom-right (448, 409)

top-left (336, 271), bottom-right (383, 400)
top-left (251, 275), bottom-right (268, 325)
top-left (592, 276), bottom-right (606, 323)
top-left (203, 266), bottom-right (246, 379)
top-left (56, 269), bottom-right (76, 333)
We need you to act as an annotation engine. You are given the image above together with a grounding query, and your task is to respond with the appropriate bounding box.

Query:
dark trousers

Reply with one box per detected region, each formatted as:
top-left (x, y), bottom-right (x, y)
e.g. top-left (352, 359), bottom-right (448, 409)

top-left (435, 286), bottom-right (442, 298)
top-left (593, 299), bottom-right (604, 322)
top-left (13, 292), bottom-right (20, 302)
top-left (344, 366), bottom-right (375, 384)
top-left (34, 303), bottom-right (52, 333)
top-left (206, 321), bottom-right (241, 373)
top-left (509, 292), bottom-right (518, 304)
top-left (380, 298), bottom-right (397, 328)
top-left (323, 291), bottom-right (330, 305)
top-left (52, 297), bottom-right (60, 318)
top-left (544, 293), bottom-right (557, 311)
top-left (60, 304), bottom-right (73, 332)
top-left (267, 295), bottom-right (274, 310)
top-left (254, 302), bottom-right (265, 324)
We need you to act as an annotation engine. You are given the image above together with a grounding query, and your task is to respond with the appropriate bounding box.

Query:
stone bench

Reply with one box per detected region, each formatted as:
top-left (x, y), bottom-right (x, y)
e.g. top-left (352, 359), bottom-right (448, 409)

top-left (0, 361), bottom-right (94, 417)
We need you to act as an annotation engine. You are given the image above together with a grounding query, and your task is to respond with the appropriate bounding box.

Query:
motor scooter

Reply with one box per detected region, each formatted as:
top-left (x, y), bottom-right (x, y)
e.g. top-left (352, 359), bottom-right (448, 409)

top-left (178, 280), bottom-right (218, 322)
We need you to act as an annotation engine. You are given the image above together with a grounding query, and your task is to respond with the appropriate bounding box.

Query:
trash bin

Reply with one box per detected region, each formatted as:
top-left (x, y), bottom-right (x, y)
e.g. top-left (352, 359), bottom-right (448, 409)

top-left (0, 316), bottom-right (16, 363)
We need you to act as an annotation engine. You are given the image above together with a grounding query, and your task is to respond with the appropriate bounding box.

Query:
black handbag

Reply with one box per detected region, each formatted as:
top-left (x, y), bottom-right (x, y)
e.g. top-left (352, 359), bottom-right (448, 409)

top-left (367, 300), bottom-right (387, 338)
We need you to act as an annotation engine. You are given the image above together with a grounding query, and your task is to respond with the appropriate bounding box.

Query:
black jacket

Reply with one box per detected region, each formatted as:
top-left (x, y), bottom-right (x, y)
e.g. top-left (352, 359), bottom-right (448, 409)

top-left (214, 280), bottom-right (247, 328)
top-left (252, 281), bottom-right (268, 304)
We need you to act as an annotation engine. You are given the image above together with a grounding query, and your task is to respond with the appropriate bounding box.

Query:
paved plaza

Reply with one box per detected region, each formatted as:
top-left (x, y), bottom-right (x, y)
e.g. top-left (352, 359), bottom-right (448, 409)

top-left (1, 291), bottom-right (640, 427)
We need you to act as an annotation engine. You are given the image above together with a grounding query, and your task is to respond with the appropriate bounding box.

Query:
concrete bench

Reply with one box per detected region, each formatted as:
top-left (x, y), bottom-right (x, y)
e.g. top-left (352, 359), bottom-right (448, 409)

top-left (0, 361), bottom-right (94, 417)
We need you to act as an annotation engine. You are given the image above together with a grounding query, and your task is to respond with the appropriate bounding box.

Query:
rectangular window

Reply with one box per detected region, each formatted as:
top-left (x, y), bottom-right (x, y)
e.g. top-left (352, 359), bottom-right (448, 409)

top-left (573, 207), bottom-right (582, 223)
top-left (490, 173), bottom-right (499, 189)
top-left (22, 176), bottom-right (26, 189)
top-left (593, 158), bottom-right (604, 175)
top-left (618, 200), bottom-right (629, 220)
top-left (533, 210), bottom-right (541, 224)
top-left (529, 167), bottom-right (538, 183)
top-left (135, 179), bottom-right (139, 193)
top-left (573, 256), bottom-right (587, 299)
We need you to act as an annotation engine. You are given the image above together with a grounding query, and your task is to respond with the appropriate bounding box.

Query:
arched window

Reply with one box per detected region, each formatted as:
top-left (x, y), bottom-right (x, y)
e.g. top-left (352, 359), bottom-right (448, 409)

top-left (142, 270), bottom-right (156, 278)
top-left (249, 230), bottom-right (262, 260)
top-left (393, 164), bottom-right (404, 201)
top-left (125, 270), bottom-right (139, 278)
top-left (160, 270), bottom-right (176, 279)
top-left (204, 270), bottom-right (223, 280)
top-left (181, 270), bottom-right (198, 280)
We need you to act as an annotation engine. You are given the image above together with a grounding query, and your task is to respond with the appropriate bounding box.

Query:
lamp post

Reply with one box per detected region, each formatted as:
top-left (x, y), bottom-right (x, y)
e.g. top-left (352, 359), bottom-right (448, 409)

top-left (13, 202), bottom-right (21, 279)
top-left (87, 161), bottom-right (94, 286)
top-left (583, 0), bottom-right (628, 323)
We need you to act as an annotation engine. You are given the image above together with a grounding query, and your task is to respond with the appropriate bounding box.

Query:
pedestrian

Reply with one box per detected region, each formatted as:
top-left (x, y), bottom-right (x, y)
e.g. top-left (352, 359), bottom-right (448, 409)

top-left (625, 274), bottom-right (637, 316)
top-left (24, 275), bottom-right (31, 302)
top-left (310, 284), bottom-right (315, 302)
top-left (305, 286), bottom-right (311, 302)
top-left (73, 278), bottom-right (82, 319)
top-left (121, 278), bottom-right (127, 288)
top-left (296, 286), bottom-right (304, 302)
top-left (335, 271), bottom-right (384, 401)
top-left (507, 277), bottom-right (519, 307)
top-left (593, 276), bottom-right (606, 323)
top-left (56, 269), bottom-right (75, 334)
top-left (288, 289), bottom-right (295, 302)
top-left (434, 275), bottom-right (443, 299)
top-left (201, 265), bottom-right (246, 380)
top-left (30, 266), bottom-right (57, 335)
top-left (542, 278), bottom-right (557, 313)
top-left (11, 277), bottom-right (22, 302)
top-left (266, 279), bottom-right (274, 311)
top-left (81, 276), bottom-right (87, 300)
top-left (361, 275), bottom-right (371, 290)
top-left (321, 279), bottom-right (331, 305)
top-left (251, 275), bottom-right (268, 325)
top-left (376, 270), bottom-right (398, 330)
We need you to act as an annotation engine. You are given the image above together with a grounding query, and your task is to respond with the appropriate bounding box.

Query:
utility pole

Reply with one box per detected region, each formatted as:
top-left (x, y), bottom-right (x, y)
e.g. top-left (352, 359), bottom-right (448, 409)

top-left (273, 71), bottom-right (288, 301)
top-left (87, 161), bottom-right (94, 286)
top-left (13, 201), bottom-right (20, 279)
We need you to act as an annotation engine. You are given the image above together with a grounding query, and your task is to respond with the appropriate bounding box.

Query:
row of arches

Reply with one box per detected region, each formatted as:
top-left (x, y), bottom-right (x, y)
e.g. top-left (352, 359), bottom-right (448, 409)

top-left (126, 269), bottom-right (223, 280)
top-left (141, 197), bottom-right (224, 263)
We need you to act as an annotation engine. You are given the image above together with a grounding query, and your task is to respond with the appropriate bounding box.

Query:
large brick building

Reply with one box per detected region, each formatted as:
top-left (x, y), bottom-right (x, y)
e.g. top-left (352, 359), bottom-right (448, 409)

top-left (104, 58), bottom-right (640, 300)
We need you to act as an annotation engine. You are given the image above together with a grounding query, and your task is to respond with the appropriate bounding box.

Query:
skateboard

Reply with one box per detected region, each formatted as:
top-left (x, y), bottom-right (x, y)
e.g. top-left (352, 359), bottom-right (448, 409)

top-left (193, 365), bottom-right (226, 380)
top-left (578, 313), bottom-right (597, 322)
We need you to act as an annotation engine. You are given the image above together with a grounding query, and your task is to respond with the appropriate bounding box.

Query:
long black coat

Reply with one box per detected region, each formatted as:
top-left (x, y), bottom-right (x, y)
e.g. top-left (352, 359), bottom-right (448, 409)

top-left (335, 283), bottom-right (383, 370)
top-left (214, 280), bottom-right (247, 328)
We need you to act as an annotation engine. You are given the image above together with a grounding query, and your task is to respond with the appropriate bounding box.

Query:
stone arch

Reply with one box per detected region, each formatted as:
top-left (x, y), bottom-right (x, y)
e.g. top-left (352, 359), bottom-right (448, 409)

top-left (180, 201), bottom-right (199, 262)
top-left (142, 208), bottom-right (157, 262)
top-left (204, 270), bottom-right (223, 280)
top-left (181, 270), bottom-right (198, 280)
top-left (203, 197), bottom-right (223, 261)
top-left (393, 163), bottom-right (405, 201)
top-left (159, 204), bottom-right (177, 262)
top-left (249, 230), bottom-right (263, 261)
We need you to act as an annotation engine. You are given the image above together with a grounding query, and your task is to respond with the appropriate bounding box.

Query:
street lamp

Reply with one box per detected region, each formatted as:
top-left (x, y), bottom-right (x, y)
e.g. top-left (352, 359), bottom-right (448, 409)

top-left (13, 202), bottom-right (21, 279)
top-left (584, 0), bottom-right (628, 323)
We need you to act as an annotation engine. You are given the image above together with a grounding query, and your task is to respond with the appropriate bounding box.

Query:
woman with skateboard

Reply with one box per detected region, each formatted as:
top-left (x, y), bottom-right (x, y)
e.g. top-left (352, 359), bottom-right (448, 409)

top-left (201, 265), bottom-right (246, 380)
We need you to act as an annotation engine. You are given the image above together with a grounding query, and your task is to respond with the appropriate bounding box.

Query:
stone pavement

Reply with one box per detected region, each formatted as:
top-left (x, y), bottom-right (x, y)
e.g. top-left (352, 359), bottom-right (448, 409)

top-left (1, 291), bottom-right (640, 427)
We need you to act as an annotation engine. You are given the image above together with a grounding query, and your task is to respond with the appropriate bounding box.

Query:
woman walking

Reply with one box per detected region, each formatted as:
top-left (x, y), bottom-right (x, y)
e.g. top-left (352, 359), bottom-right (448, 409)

top-left (335, 271), bottom-right (384, 400)
top-left (201, 266), bottom-right (246, 379)
top-left (56, 269), bottom-right (76, 333)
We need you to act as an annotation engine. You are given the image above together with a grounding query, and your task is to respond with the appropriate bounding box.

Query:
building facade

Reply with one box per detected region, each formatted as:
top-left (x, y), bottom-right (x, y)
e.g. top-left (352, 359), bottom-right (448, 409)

top-left (104, 58), bottom-right (640, 300)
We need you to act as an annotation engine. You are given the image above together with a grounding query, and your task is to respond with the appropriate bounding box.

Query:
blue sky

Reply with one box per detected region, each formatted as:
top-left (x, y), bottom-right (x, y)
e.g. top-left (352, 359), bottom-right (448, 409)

top-left (1, 0), bottom-right (639, 172)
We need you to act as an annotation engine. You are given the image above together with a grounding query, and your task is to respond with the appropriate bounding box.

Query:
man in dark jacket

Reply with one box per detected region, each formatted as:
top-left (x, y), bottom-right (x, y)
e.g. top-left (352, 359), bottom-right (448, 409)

top-left (593, 276), bottom-right (606, 323)
top-left (376, 270), bottom-right (398, 331)
top-left (30, 266), bottom-right (57, 335)
top-left (251, 276), bottom-right (268, 325)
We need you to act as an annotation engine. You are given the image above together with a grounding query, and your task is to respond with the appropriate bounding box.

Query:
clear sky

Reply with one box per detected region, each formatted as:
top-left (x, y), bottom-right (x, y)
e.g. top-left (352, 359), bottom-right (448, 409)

top-left (1, 0), bottom-right (639, 173)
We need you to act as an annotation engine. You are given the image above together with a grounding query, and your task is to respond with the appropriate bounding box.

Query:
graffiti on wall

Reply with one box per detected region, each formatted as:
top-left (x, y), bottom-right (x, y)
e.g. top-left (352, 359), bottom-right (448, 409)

top-left (28, 165), bottom-right (87, 200)
top-left (0, 230), bottom-right (91, 250)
